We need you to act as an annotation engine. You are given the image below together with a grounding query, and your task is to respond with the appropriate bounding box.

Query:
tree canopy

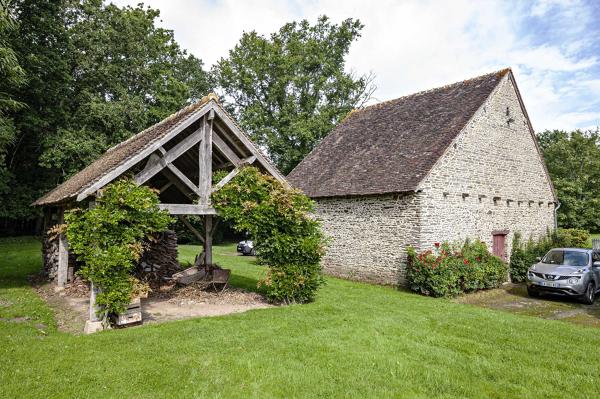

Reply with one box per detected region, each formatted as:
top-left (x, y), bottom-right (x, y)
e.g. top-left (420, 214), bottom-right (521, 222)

top-left (0, 0), bottom-right (211, 224)
top-left (538, 129), bottom-right (600, 232)
top-left (212, 16), bottom-right (375, 174)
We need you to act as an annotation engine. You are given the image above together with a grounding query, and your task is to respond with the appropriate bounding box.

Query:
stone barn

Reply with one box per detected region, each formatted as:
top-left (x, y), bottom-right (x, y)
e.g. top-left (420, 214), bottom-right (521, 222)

top-left (287, 69), bottom-right (557, 285)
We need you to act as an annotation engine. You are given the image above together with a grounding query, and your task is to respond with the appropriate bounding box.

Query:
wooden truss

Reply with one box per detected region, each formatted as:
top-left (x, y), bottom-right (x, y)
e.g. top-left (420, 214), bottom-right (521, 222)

top-left (49, 98), bottom-right (287, 282)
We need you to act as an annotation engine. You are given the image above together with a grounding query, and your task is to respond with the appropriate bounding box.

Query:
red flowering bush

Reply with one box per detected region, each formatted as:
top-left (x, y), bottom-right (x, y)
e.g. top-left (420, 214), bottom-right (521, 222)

top-left (406, 239), bottom-right (507, 297)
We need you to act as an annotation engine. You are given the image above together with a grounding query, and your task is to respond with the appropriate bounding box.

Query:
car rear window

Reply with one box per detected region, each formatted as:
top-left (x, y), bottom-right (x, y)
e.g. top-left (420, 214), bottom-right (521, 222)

top-left (542, 250), bottom-right (589, 267)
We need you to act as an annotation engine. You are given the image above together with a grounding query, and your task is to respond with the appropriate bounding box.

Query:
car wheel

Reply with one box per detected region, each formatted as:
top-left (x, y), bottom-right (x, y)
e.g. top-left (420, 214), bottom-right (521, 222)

top-left (527, 286), bottom-right (539, 298)
top-left (581, 282), bottom-right (595, 305)
top-left (250, 248), bottom-right (256, 256)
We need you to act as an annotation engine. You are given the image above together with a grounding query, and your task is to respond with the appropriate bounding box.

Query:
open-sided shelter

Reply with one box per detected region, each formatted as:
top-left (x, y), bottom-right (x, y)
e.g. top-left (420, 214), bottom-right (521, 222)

top-left (35, 94), bottom-right (287, 287)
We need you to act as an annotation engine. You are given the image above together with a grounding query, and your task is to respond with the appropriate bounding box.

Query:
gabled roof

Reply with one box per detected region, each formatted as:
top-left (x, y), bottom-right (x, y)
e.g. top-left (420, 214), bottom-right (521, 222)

top-left (287, 69), bottom-right (511, 198)
top-left (34, 94), bottom-right (285, 206)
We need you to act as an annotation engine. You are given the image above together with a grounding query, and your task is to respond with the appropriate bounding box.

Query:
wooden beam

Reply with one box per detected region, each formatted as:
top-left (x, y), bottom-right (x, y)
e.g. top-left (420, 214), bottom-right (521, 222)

top-left (134, 128), bottom-right (203, 185)
top-left (177, 215), bottom-right (204, 244)
top-left (158, 204), bottom-right (217, 215)
top-left (211, 217), bottom-right (220, 236)
top-left (166, 163), bottom-right (201, 196)
top-left (204, 215), bottom-right (213, 265)
top-left (198, 116), bottom-right (212, 206)
top-left (214, 121), bottom-right (247, 157)
top-left (211, 103), bottom-right (288, 185)
top-left (57, 207), bottom-right (69, 288)
top-left (159, 181), bottom-right (173, 193)
top-left (160, 169), bottom-right (195, 201)
top-left (77, 104), bottom-right (212, 201)
top-left (212, 156), bottom-right (256, 193)
top-left (212, 131), bottom-right (241, 166)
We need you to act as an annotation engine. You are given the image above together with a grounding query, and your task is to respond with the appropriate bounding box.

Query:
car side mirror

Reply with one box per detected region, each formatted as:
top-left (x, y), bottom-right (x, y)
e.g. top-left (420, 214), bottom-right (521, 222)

top-left (593, 261), bottom-right (600, 268)
top-left (535, 257), bottom-right (541, 262)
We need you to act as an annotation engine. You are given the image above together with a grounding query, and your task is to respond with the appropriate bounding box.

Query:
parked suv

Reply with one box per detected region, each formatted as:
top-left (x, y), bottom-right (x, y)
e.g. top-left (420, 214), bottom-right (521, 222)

top-left (527, 248), bottom-right (600, 304)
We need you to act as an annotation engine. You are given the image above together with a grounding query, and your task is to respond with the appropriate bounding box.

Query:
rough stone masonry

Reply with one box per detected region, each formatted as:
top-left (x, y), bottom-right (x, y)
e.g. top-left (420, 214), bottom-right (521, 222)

top-left (290, 70), bottom-right (556, 286)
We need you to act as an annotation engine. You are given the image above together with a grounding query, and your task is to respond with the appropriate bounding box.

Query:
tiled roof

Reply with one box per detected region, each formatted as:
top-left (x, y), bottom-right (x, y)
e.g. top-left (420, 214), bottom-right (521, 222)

top-left (287, 69), bottom-right (510, 197)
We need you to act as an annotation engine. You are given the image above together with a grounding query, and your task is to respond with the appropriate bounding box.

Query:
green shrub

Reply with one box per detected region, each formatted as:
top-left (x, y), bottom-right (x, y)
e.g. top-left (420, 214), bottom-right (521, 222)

top-left (554, 228), bottom-right (590, 248)
top-left (212, 167), bottom-right (326, 304)
top-left (65, 179), bottom-right (172, 318)
top-left (406, 240), bottom-right (508, 298)
top-left (509, 228), bottom-right (590, 282)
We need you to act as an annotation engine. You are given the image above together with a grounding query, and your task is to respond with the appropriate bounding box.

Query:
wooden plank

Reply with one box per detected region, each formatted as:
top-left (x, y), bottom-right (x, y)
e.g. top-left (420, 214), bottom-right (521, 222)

top-left (166, 163), bottom-right (201, 196)
top-left (211, 103), bottom-right (288, 185)
top-left (77, 104), bottom-right (212, 201)
top-left (212, 156), bottom-right (257, 192)
top-left (212, 131), bottom-right (241, 166)
top-left (134, 128), bottom-right (203, 185)
top-left (199, 116), bottom-right (212, 206)
top-left (158, 204), bottom-right (217, 215)
top-left (177, 215), bottom-right (205, 244)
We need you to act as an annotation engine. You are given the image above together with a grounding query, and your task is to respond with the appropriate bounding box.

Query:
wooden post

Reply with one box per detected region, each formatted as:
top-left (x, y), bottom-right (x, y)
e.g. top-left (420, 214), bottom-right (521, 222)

top-left (199, 115), bottom-right (212, 206)
top-left (204, 215), bottom-right (212, 266)
top-left (89, 282), bottom-right (100, 321)
top-left (57, 207), bottom-right (69, 287)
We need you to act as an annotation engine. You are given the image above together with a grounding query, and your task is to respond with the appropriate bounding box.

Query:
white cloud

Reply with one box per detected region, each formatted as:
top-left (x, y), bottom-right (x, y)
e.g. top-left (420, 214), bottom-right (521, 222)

top-left (110, 0), bottom-right (599, 131)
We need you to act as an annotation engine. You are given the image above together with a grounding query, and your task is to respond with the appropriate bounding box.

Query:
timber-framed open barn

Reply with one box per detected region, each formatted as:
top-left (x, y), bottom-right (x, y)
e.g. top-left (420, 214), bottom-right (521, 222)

top-left (34, 93), bottom-right (287, 287)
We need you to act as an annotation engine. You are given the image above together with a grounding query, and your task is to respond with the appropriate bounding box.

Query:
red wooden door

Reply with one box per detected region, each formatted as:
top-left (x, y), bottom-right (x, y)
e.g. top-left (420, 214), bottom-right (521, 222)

top-left (492, 234), bottom-right (506, 260)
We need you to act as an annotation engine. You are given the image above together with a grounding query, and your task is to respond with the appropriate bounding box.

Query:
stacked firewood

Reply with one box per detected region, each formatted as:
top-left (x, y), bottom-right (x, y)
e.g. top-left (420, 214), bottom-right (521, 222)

top-left (42, 232), bottom-right (59, 280)
top-left (137, 230), bottom-right (181, 283)
top-left (41, 231), bottom-right (77, 282)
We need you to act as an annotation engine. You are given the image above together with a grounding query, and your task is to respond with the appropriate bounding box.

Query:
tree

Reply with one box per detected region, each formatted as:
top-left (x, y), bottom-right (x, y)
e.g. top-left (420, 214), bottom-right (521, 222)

top-left (39, 0), bottom-right (211, 177)
top-left (0, 2), bottom-right (25, 196)
top-left (212, 16), bottom-right (375, 174)
top-left (0, 0), bottom-right (211, 226)
top-left (538, 129), bottom-right (600, 232)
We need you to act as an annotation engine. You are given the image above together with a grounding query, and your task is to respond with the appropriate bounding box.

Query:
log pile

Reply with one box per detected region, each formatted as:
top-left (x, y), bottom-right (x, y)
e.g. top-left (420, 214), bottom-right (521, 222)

top-left (42, 232), bottom-right (59, 280)
top-left (42, 232), bottom-right (77, 281)
top-left (137, 230), bottom-right (181, 283)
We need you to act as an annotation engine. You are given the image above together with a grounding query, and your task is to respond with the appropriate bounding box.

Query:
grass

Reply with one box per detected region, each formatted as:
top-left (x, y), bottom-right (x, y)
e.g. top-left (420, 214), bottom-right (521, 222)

top-left (2, 237), bottom-right (600, 398)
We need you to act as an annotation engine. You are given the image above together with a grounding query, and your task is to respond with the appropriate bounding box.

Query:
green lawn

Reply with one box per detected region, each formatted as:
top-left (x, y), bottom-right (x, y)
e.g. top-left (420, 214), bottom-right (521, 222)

top-left (2, 238), bottom-right (600, 398)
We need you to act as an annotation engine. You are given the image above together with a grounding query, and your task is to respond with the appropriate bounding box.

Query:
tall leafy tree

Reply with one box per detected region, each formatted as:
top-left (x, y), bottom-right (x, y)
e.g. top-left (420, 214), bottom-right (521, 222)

top-left (3, 0), bottom-right (72, 221)
top-left (538, 129), bottom-right (600, 232)
top-left (213, 16), bottom-right (375, 174)
top-left (39, 0), bottom-right (211, 177)
top-left (0, 1), bottom-right (26, 196)
top-left (0, 0), bottom-right (211, 225)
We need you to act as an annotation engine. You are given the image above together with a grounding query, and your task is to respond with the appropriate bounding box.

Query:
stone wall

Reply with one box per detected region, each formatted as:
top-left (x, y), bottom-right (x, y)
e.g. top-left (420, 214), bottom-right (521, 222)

top-left (314, 193), bottom-right (420, 285)
top-left (417, 74), bottom-right (556, 259)
top-left (313, 74), bottom-right (555, 286)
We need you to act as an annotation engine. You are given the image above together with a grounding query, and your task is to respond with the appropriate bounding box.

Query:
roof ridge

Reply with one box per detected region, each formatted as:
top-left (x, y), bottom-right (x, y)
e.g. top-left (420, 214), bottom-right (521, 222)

top-left (350, 68), bottom-right (511, 116)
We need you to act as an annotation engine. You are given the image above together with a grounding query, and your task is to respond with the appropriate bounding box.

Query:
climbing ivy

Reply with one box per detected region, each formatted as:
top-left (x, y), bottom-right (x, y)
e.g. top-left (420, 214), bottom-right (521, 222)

top-left (212, 167), bottom-right (326, 304)
top-left (65, 179), bottom-right (172, 318)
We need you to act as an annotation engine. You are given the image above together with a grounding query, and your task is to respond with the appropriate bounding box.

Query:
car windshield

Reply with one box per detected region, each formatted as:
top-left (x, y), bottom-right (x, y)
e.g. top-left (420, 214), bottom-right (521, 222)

top-left (542, 250), bottom-right (589, 267)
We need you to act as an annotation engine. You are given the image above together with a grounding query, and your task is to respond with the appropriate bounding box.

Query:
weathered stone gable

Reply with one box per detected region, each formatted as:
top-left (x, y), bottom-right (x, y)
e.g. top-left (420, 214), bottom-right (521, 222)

top-left (417, 74), bottom-right (555, 257)
top-left (310, 72), bottom-right (556, 286)
top-left (314, 194), bottom-right (420, 285)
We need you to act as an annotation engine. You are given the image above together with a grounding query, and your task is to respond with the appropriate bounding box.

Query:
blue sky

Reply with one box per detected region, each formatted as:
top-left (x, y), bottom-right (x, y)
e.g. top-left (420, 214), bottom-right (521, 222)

top-left (112, 0), bottom-right (600, 132)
